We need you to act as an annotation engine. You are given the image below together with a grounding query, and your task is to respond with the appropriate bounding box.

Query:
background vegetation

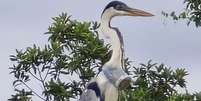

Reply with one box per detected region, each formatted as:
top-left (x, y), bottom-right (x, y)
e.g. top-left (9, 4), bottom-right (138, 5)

top-left (162, 0), bottom-right (201, 27)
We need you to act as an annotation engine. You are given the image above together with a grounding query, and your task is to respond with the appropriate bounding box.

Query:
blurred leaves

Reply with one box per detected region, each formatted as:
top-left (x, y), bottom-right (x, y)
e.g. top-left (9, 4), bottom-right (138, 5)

top-left (162, 0), bottom-right (201, 27)
top-left (119, 60), bottom-right (190, 101)
top-left (8, 89), bottom-right (32, 101)
top-left (44, 79), bottom-right (82, 101)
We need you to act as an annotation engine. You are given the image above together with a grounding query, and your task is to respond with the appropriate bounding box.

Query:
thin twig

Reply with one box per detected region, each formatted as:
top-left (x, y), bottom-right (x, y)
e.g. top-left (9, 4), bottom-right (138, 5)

top-left (37, 67), bottom-right (50, 101)
top-left (21, 81), bottom-right (46, 101)
top-left (44, 64), bottom-right (51, 81)
top-left (37, 68), bottom-right (47, 91)
top-left (29, 71), bottom-right (41, 81)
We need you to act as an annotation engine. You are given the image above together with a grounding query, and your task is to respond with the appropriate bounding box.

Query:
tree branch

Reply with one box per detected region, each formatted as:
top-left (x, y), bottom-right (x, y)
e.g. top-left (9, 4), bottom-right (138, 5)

top-left (29, 71), bottom-right (41, 81)
top-left (21, 81), bottom-right (46, 101)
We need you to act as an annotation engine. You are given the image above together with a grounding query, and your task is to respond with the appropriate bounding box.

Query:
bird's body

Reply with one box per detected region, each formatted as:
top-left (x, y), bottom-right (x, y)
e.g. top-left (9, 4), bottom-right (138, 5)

top-left (79, 1), bottom-right (154, 101)
top-left (79, 72), bottom-right (118, 101)
top-left (78, 81), bottom-right (104, 101)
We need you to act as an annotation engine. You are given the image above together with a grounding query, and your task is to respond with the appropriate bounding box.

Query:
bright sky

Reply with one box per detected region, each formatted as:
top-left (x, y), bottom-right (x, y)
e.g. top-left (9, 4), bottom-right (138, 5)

top-left (0, 0), bottom-right (200, 100)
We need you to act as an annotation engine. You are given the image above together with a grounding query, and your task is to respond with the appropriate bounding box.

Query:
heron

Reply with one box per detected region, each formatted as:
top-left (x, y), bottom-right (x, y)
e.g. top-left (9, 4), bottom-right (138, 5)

top-left (79, 1), bottom-right (154, 101)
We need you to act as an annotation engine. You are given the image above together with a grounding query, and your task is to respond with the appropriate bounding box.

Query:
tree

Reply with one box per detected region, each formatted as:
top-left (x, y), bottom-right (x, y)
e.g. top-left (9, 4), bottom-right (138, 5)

top-left (162, 0), bottom-right (201, 27)
top-left (9, 13), bottom-right (200, 101)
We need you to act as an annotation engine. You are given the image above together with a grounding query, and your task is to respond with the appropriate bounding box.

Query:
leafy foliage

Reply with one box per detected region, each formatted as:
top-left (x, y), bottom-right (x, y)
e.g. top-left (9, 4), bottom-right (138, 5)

top-left (8, 89), bottom-right (32, 101)
top-left (119, 61), bottom-right (189, 101)
top-left (162, 0), bottom-right (201, 27)
top-left (9, 13), bottom-right (110, 101)
top-left (9, 13), bottom-right (200, 101)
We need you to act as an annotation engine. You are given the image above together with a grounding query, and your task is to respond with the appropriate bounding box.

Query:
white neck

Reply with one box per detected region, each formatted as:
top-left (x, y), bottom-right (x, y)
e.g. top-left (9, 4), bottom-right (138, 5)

top-left (100, 9), bottom-right (124, 68)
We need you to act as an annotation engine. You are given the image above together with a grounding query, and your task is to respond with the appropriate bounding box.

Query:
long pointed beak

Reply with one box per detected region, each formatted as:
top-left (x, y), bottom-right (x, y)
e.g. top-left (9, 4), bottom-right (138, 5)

top-left (124, 7), bottom-right (154, 17)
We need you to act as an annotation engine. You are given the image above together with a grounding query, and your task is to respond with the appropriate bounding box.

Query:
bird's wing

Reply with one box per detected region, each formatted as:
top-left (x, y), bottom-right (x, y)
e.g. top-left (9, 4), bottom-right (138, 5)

top-left (79, 89), bottom-right (100, 101)
top-left (79, 82), bottom-right (103, 101)
top-left (102, 65), bottom-right (132, 89)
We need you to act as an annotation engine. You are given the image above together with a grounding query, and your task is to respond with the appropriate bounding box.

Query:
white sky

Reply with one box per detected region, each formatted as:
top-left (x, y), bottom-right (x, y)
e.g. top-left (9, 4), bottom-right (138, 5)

top-left (0, 0), bottom-right (200, 100)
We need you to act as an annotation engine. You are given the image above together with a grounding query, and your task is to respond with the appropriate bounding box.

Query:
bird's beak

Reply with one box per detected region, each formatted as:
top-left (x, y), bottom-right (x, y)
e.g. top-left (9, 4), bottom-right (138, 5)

top-left (123, 7), bottom-right (154, 17)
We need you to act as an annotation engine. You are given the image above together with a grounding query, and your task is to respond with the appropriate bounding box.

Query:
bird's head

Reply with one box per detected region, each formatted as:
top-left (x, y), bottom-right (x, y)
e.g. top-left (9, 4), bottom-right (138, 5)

top-left (101, 1), bottom-right (154, 19)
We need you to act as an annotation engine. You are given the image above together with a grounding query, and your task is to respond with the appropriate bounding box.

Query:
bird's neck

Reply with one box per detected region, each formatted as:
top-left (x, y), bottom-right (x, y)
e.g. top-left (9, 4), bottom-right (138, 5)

top-left (101, 14), bottom-right (124, 68)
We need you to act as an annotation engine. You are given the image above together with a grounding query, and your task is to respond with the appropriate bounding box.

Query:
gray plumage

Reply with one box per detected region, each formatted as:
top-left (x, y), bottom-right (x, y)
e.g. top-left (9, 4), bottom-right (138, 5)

top-left (78, 89), bottom-right (100, 101)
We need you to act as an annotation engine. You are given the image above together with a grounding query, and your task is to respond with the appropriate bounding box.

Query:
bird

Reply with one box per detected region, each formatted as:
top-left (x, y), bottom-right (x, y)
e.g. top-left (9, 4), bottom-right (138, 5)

top-left (79, 1), bottom-right (154, 101)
